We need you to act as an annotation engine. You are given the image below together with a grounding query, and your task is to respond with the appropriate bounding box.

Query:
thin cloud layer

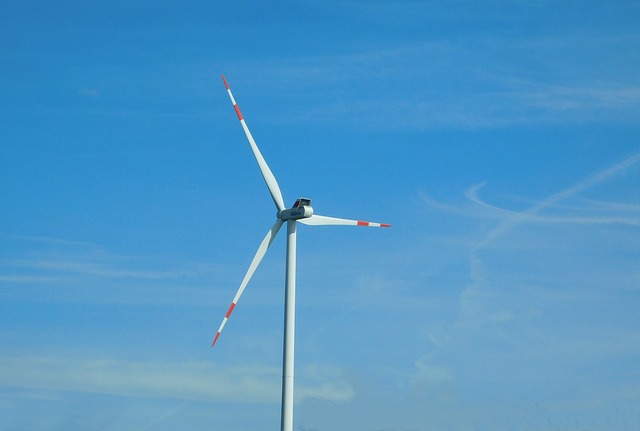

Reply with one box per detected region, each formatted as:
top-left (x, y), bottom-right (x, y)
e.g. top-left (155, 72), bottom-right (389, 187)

top-left (0, 356), bottom-right (354, 404)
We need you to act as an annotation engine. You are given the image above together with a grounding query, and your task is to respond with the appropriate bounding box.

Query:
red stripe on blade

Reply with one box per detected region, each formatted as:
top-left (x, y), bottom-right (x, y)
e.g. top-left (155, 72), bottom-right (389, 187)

top-left (357, 221), bottom-right (370, 226)
top-left (212, 332), bottom-right (221, 347)
top-left (221, 74), bottom-right (230, 90)
top-left (225, 303), bottom-right (236, 318)
top-left (381, 223), bottom-right (392, 228)
top-left (234, 105), bottom-right (243, 121)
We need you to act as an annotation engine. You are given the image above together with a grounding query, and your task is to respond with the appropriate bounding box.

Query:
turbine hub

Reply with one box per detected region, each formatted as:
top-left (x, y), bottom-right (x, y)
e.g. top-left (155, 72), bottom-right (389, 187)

top-left (279, 197), bottom-right (314, 221)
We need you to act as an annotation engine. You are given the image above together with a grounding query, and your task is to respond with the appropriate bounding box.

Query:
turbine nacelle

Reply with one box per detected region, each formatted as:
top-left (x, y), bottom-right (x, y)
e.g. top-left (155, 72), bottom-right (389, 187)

top-left (279, 197), bottom-right (314, 221)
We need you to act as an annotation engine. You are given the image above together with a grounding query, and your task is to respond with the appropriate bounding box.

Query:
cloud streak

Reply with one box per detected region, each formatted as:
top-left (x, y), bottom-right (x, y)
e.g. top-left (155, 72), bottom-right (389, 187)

top-left (0, 356), bottom-right (354, 405)
top-left (476, 151), bottom-right (640, 250)
top-left (418, 150), bottom-right (640, 392)
top-left (421, 152), bottom-right (640, 237)
top-left (2, 258), bottom-right (192, 281)
top-left (231, 28), bottom-right (640, 130)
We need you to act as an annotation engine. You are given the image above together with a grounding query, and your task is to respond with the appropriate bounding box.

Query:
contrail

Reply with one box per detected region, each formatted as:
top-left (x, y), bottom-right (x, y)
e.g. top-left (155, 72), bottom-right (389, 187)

top-left (474, 151), bottom-right (640, 251)
top-left (456, 151), bottom-right (640, 332)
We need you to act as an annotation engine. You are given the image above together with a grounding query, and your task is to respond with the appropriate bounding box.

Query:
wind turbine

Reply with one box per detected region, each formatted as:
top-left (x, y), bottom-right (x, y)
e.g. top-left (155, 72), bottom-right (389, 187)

top-left (213, 74), bottom-right (390, 431)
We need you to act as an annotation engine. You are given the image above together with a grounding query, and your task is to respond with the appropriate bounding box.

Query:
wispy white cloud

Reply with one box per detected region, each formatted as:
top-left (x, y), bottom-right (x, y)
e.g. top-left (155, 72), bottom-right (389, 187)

top-left (414, 150), bottom-right (640, 402)
top-left (0, 237), bottom-right (228, 306)
top-left (0, 275), bottom-right (65, 284)
top-left (421, 153), bottom-right (640, 236)
top-left (0, 356), bottom-right (354, 405)
top-left (2, 236), bottom-right (213, 276)
top-left (0, 234), bottom-right (98, 247)
top-left (412, 353), bottom-right (453, 385)
top-left (515, 82), bottom-right (640, 112)
top-left (0, 356), bottom-right (278, 403)
top-left (231, 28), bottom-right (640, 130)
top-left (476, 151), bottom-right (640, 249)
top-left (410, 353), bottom-right (456, 403)
top-left (1, 257), bottom-right (192, 281)
top-left (296, 363), bottom-right (355, 403)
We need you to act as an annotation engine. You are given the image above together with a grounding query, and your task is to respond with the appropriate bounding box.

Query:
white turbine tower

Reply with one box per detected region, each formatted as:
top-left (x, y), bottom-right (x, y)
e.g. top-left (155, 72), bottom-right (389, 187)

top-left (213, 74), bottom-right (390, 431)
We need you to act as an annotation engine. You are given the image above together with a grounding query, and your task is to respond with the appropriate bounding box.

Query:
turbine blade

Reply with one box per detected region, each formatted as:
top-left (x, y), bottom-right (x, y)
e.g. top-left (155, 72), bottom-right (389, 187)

top-left (298, 214), bottom-right (391, 228)
top-left (212, 219), bottom-right (284, 347)
top-left (221, 74), bottom-right (286, 212)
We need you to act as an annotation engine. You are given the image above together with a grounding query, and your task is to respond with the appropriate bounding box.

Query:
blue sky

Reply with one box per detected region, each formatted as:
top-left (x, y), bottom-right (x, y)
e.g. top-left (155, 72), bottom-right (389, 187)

top-left (2, 1), bottom-right (640, 430)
